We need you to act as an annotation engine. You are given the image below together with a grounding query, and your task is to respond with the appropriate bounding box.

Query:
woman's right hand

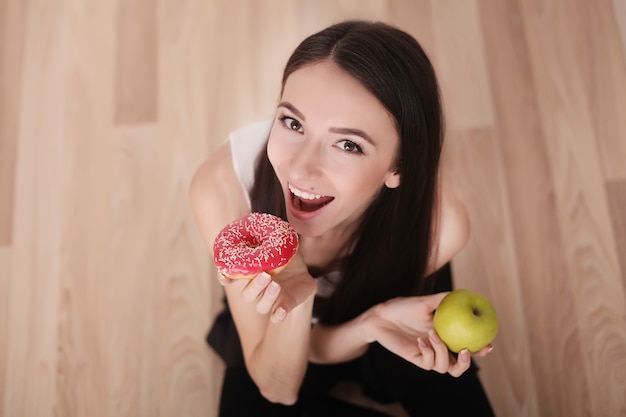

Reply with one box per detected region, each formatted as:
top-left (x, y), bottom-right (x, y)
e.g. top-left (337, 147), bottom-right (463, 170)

top-left (217, 252), bottom-right (317, 323)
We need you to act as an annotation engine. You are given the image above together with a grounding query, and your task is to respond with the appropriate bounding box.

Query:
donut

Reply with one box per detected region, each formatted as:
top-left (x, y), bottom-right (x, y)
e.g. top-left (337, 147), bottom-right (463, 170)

top-left (213, 212), bottom-right (299, 279)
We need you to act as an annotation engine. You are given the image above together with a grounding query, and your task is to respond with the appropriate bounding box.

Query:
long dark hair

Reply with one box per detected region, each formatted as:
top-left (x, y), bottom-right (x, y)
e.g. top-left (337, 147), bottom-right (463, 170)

top-left (250, 20), bottom-right (444, 324)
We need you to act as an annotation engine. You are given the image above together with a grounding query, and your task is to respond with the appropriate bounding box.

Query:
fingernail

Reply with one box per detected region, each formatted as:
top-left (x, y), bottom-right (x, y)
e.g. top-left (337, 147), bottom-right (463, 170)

top-left (417, 337), bottom-right (429, 348)
top-left (460, 349), bottom-right (470, 362)
top-left (273, 307), bottom-right (286, 322)
top-left (428, 329), bottom-right (441, 344)
top-left (486, 345), bottom-right (494, 354)
top-left (268, 281), bottom-right (280, 295)
top-left (257, 272), bottom-right (270, 285)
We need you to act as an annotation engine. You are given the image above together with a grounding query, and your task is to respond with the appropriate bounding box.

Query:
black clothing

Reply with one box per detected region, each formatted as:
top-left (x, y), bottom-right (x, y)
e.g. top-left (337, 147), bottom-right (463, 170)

top-left (208, 264), bottom-right (496, 416)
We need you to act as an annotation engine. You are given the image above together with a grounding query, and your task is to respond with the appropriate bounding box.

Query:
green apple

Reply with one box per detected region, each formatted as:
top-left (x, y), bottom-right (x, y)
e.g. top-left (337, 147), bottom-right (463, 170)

top-left (433, 289), bottom-right (499, 353)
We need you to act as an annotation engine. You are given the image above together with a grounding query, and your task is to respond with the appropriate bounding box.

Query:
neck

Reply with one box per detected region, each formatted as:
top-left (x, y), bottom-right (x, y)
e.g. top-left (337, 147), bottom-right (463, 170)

top-left (299, 229), bottom-right (354, 272)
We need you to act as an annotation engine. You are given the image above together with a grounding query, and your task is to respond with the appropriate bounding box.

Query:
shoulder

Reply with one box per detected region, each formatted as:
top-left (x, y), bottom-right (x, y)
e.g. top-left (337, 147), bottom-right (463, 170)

top-left (189, 140), bottom-right (238, 202)
top-left (189, 121), bottom-right (271, 249)
top-left (428, 177), bottom-right (471, 273)
top-left (189, 141), bottom-right (249, 247)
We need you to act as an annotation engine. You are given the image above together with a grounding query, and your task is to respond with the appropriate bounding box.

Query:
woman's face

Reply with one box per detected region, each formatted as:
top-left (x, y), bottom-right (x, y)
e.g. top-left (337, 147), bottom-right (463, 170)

top-left (267, 60), bottom-right (400, 238)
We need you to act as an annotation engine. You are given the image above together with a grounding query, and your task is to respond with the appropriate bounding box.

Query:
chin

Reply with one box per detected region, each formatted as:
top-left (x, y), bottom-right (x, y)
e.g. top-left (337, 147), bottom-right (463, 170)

top-left (288, 209), bottom-right (339, 238)
top-left (286, 215), bottom-right (321, 237)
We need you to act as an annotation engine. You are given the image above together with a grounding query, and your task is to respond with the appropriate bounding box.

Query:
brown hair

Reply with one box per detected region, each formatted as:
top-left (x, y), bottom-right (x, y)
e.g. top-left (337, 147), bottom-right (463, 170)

top-left (250, 20), bottom-right (444, 324)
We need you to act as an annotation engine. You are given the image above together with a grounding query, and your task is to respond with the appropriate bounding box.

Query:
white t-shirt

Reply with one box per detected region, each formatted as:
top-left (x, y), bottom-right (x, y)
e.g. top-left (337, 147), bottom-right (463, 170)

top-left (227, 120), bottom-right (272, 208)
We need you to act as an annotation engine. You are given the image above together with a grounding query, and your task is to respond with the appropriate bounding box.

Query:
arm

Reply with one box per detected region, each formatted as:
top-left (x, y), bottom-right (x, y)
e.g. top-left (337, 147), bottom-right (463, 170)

top-left (309, 295), bottom-right (448, 365)
top-left (426, 175), bottom-right (471, 275)
top-left (189, 142), bottom-right (316, 404)
top-left (309, 313), bottom-right (372, 364)
top-left (310, 294), bottom-right (493, 376)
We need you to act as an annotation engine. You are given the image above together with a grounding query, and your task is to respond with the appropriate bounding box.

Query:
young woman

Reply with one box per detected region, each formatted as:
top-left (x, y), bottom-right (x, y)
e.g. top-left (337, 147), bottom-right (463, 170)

top-left (190, 20), bottom-right (495, 416)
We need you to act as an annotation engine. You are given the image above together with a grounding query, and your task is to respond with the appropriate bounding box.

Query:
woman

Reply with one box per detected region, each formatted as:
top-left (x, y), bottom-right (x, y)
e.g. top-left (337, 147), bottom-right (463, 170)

top-left (190, 20), bottom-right (495, 416)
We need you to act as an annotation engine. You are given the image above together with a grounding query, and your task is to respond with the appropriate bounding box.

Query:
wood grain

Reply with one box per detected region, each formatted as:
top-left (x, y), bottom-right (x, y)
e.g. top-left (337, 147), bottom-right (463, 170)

top-left (3, 1), bottom-right (71, 415)
top-left (607, 179), bottom-right (626, 313)
top-left (0, 0), bottom-right (25, 245)
top-left (1, 1), bottom-right (625, 416)
top-left (430, 0), bottom-right (495, 130)
top-left (114, 0), bottom-right (158, 124)
top-left (520, 2), bottom-right (626, 414)
top-left (478, 1), bottom-right (590, 415)
top-left (612, 0), bottom-right (626, 55)
top-left (585, 0), bottom-right (626, 181)
top-left (0, 247), bottom-right (10, 414)
top-left (443, 127), bottom-right (541, 416)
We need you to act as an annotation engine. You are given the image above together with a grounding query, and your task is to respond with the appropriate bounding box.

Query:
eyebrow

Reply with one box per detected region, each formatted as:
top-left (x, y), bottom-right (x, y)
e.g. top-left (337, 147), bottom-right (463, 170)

top-left (329, 127), bottom-right (375, 146)
top-left (278, 101), bottom-right (375, 146)
top-left (278, 101), bottom-right (306, 121)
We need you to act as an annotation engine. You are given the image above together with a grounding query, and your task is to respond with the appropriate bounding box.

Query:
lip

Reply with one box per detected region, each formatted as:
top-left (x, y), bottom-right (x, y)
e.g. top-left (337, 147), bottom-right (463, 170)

top-left (286, 183), bottom-right (334, 220)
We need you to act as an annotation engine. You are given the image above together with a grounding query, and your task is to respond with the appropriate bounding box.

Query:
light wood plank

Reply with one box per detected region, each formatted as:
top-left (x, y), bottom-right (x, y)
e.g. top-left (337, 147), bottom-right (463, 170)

top-left (114, 0), bottom-right (158, 124)
top-left (612, 0), bottom-right (626, 56)
top-left (521, 1), bottom-right (626, 415)
top-left (55, 2), bottom-right (117, 415)
top-left (607, 180), bottom-right (626, 298)
top-left (387, 1), bottom-right (434, 53)
top-left (0, 247), bottom-right (10, 415)
top-left (584, 0), bottom-right (626, 181)
top-left (430, 0), bottom-right (495, 130)
top-left (478, 1), bottom-right (593, 415)
top-left (156, 2), bottom-right (234, 411)
top-left (0, 0), bottom-right (25, 245)
top-left (443, 127), bottom-right (540, 417)
top-left (3, 1), bottom-right (71, 415)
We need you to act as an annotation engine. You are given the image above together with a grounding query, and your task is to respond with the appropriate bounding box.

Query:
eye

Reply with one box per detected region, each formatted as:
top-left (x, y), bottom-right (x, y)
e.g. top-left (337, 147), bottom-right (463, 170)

top-left (336, 140), bottom-right (364, 154)
top-left (280, 116), bottom-right (303, 133)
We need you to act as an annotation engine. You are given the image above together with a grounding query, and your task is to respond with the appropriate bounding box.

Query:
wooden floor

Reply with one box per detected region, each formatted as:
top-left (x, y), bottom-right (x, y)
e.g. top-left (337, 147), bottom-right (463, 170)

top-left (1, 1), bottom-right (625, 416)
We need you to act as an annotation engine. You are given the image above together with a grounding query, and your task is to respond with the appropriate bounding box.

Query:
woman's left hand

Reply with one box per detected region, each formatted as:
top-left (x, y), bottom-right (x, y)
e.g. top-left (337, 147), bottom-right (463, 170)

top-left (360, 293), bottom-right (493, 377)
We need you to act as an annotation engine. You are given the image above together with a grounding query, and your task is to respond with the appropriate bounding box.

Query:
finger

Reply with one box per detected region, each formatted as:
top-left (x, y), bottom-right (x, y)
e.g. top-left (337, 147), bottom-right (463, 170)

top-left (270, 306), bottom-right (287, 323)
top-left (372, 324), bottom-right (424, 366)
top-left (448, 349), bottom-right (471, 378)
top-left (240, 272), bottom-right (271, 304)
top-left (429, 329), bottom-right (451, 373)
top-left (423, 291), bottom-right (450, 311)
top-left (217, 273), bottom-right (233, 286)
top-left (472, 344), bottom-right (494, 357)
top-left (256, 281), bottom-right (281, 315)
top-left (416, 337), bottom-right (434, 370)
top-left (270, 290), bottom-right (296, 324)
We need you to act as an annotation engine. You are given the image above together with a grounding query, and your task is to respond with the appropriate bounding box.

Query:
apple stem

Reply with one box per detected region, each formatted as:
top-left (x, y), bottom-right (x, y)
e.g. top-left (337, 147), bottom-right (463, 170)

top-left (473, 307), bottom-right (481, 316)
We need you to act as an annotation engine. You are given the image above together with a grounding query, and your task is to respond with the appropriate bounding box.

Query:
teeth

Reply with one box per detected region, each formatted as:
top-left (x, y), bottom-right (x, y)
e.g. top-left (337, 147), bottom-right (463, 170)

top-left (289, 184), bottom-right (322, 200)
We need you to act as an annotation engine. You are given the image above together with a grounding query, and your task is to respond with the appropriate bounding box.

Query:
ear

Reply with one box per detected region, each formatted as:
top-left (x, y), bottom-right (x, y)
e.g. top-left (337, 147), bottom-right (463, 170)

top-left (385, 171), bottom-right (400, 189)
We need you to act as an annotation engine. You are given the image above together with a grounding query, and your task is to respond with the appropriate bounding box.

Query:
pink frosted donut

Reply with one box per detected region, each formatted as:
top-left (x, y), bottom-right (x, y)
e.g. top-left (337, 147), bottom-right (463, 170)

top-left (213, 212), bottom-right (299, 279)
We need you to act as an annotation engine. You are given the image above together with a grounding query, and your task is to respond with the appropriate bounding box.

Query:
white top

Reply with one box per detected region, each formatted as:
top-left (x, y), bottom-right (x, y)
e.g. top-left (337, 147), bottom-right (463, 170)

top-left (228, 120), bottom-right (273, 208)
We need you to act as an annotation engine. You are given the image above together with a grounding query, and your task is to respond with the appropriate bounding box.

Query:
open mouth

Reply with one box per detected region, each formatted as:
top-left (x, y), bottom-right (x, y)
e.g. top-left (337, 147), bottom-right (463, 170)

top-left (289, 184), bottom-right (334, 213)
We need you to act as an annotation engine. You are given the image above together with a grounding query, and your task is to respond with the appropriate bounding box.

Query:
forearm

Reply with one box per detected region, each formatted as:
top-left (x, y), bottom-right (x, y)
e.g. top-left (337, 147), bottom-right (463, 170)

top-left (309, 307), bottom-right (377, 364)
top-left (246, 295), bottom-right (315, 404)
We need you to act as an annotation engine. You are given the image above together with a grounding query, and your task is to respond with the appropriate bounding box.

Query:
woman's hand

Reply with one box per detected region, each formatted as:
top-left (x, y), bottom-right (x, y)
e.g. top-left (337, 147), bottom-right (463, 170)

top-left (217, 252), bottom-right (317, 323)
top-left (360, 293), bottom-right (493, 377)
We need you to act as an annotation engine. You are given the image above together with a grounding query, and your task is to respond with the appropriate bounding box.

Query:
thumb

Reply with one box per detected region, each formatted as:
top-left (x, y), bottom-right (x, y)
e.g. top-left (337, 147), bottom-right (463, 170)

top-left (424, 291), bottom-right (450, 311)
top-left (270, 291), bottom-right (295, 324)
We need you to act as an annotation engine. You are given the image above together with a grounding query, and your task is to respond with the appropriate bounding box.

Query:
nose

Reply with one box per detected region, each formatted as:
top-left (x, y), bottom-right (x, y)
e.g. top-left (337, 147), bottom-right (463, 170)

top-left (289, 139), bottom-right (323, 181)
